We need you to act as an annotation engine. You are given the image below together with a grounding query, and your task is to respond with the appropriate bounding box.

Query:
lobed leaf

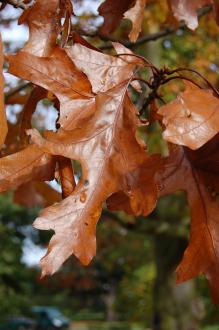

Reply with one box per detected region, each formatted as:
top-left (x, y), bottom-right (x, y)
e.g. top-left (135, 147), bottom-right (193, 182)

top-left (158, 84), bottom-right (219, 150)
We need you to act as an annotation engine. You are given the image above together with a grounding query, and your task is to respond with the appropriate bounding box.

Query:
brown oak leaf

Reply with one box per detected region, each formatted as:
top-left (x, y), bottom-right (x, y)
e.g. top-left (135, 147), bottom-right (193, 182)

top-left (0, 145), bottom-right (56, 192)
top-left (169, 0), bottom-right (213, 30)
top-left (14, 181), bottom-right (61, 208)
top-left (18, 0), bottom-right (60, 56)
top-left (158, 84), bottom-right (219, 150)
top-left (98, 0), bottom-right (136, 35)
top-left (124, 0), bottom-right (147, 42)
top-left (8, 42), bottom-right (148, 275)
top-left (0, 34), bottom-right (8, 147)
top-left (159, 145), bottom-right (219, 303)
top-left (27, 86), bottom-right (149, 275)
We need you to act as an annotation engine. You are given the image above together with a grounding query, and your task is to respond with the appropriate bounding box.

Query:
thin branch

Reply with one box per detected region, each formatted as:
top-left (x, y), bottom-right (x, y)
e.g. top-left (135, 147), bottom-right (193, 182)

top-left (5, 82), bottom-right (31, 102)
top-left (75, 5), bottom-right (213, 50)
top-left (0, 0), bottom-right (35, 9)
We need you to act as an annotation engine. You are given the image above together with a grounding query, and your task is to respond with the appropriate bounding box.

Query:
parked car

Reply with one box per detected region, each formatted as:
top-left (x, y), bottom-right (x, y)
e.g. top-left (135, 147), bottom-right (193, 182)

top-left (0, 306), bottom-right (69, 330)
top-left (0, 316), bottom-right (36, 330)
top-left (31, 306), bottom-right (69, 329)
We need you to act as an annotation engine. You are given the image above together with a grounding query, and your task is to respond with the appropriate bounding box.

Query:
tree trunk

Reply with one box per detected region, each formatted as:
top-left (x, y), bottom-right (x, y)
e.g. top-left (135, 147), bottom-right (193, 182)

top-left (152, 234), bottom-right (205, 330)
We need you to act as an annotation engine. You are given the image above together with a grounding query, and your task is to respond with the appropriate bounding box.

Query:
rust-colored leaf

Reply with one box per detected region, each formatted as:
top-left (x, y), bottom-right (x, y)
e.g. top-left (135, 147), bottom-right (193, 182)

top-left (0, 33), bottom-right (7, 147)
top-left (8, 41), bottom-right (147, 274)
top-left (158, 145), bottom-right (219, 303)
top-left (158, 84), bottom-right (219, 150)
top-left (14, 181), bottom-right (61, 207)
top-left (27, 85), bottom-right (148, 275)
top-left (169, 0), bottom-right (213, 30)
top-left (19, 0), bottom-right (60, 56)
top-left (19, 86), bottom-right (47, 142)
top-left (98, 0), bottom-right (136, 35)
top-left (124, 0), bottom-right (147, 42)
top-left (58, 156), bottom-right (76, 198)
top-left (0, 145), bottom-right (56, 192)
top-left (107, 154), bottom-right (162, 216)
top-left (8, 47), bottom-right (93, 130)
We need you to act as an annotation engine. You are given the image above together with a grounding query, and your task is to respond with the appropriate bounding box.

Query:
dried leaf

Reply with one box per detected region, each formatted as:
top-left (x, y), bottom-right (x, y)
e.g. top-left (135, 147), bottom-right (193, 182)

top-left (0, 34), bottom-right (8, 147)
top-left (98, 0), bottom-right (136, 35)
top-left (19, 86), bottom-right (47, 142)
top-left (19, 0), bottom-right (60, 56)
top-left (158, 85), bottom-right (219, 150)
top-left (8, 47), bottom-right (93, 129)
top-left (158, 145), bottom-right (219, 303)
top-left (107, 154), bottom-right (162, 216)
top-left (0, 145), bottom-right (56, 192)
top-left (14, 181), bottom-right (61, 207)
top-left (169, 0), bottom-right (213, 30)
top-left (65, 43), bottom-right (144, 94)
top-left (124, 0), bottom-right (147, 42)
top-left (26, 85), bottom-right (148, 275)
top-left (58, 156), bottom-right (76, 198)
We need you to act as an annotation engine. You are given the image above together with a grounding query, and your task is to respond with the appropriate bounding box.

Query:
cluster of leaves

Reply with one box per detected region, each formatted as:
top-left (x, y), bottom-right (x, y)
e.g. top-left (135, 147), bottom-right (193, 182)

top-left (1, 0), bottom-right (219, 303)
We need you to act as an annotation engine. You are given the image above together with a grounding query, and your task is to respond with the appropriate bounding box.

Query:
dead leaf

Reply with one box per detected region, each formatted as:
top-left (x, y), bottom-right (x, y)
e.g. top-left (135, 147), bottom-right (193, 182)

top-left (14, 181), bottom-right (61, 207)
top-left (158, 145), bottom-right (219, 303)
top-left (19, 0), bottom-right (60, 56)
top-left (169, 0), bottom-right (213, 30)
top-left (0, 145), bottom-right (56, 192)
top-left (124, 0), bottom-right (147, 42)
top-left (98, 0), bottom-right (136, 35)
top-left (158, 84), bottom-right (219, 150)
top-left (26, 85), bottom-right (148, 275)
top-left (0, 33), bottom-right (8, 147)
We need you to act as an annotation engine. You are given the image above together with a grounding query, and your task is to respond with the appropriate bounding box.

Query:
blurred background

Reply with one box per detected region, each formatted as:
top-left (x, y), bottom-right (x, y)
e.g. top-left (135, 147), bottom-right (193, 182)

top-left (1, 1), bottom-right (219, 329)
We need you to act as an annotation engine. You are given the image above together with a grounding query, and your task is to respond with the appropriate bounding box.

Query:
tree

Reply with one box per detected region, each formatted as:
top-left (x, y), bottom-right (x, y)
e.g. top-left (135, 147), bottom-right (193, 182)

top-left (0, 0), bottom-right (219, 310)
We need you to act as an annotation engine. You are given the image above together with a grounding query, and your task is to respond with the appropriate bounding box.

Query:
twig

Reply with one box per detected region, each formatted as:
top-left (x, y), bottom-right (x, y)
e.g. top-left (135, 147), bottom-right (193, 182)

top-left (5, 82), bottom-right (31, 102)
top-left (75, 5), bottom-right (213, 50)
top-left (0, 0), bottom-right (35, 10)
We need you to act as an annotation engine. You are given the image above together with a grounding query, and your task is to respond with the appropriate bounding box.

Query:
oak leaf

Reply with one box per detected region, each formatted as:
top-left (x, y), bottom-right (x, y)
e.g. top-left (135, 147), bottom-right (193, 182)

top-left (169, 0), bottom-right (213, 30)
top-left (98, 0), bottom-right (136, 35)
top-left (124, 0), bottom-right (147, 42)
top-left (0, 34), bottom-right (7, 147)
top-left (14, 181), bottom-right (61, 208)
top-left (0, 145), bottom-right (56, 192)
top-left (27, 87), bottom-right (149, 275)
top-left (158, 84), bottom-right (219, 150)
top-left (159, 145), bottom-right (219, 303)
top-left (8, 42), bottom-right (147, 275)
top-left (18, 0), bottom-right (60, 56)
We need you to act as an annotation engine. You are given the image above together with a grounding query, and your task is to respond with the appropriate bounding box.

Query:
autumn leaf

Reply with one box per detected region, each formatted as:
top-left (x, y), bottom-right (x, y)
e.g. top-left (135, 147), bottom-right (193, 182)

top-left (107, 154), bottom-right (162, 216)
top-left (158, 145), bottom-right (219, 303)
top-left (27, 86), bottom-right (149, 275)
top-left (158, 84), bottom-right (219, 150)
top-left (98, 0), bottom-right (136, 35)
top-left (7, 40), bottom-right (148, 274)
top-left (124, 0), bottom-right (147, 42)
top-left (18, 0), bottom-right (60, 56)
top-left (0, 145), bottom-right (56, 192)
top-left (169, 0), bottom-right (212, 30)
top-left (14, 181), bottom-right (61, 207)
top-left (0, 33), bottom-right (7, 147)
top-left (8, 46), bottom-right (93, 129)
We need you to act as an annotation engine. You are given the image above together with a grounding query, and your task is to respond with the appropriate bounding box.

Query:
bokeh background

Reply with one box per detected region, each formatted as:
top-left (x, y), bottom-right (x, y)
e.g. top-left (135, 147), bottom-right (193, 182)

top-left (1, 1), bottom-right (219, 329)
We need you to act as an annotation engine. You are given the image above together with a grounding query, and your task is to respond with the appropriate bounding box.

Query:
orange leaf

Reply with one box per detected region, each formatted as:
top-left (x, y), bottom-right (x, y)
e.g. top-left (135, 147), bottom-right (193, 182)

top-left (158, 84), bottom-right (219, 150)
top-left (0, 145), bottom-right (56, 192)
top-left (124, 0), bottom-right (147, 42)
top-left (158, 145), bottom-right (219, 303)
top-left (0, 34), bottom-right (8, 147)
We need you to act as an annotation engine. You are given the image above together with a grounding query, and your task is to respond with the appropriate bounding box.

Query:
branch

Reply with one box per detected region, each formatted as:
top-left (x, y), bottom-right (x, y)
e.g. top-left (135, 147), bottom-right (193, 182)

top-left (0, 0), bottom-right (35, 9)
top-left (75, 5), bottom-right (213, 50)
top-left (5, 82), bottom-right (31, 102)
